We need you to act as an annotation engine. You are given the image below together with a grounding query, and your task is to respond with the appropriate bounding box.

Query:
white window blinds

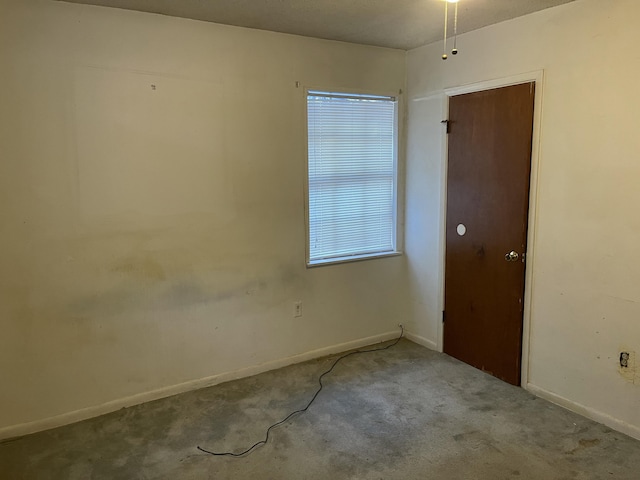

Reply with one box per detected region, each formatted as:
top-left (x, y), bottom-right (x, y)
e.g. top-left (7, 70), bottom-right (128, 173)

top-left (307, 91), bottom-right (398, 264)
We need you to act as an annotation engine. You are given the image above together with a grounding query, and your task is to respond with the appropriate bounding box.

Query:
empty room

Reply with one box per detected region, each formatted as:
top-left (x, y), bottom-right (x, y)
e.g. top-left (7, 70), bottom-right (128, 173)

top-left (1, 0), bottom-right (639, 478)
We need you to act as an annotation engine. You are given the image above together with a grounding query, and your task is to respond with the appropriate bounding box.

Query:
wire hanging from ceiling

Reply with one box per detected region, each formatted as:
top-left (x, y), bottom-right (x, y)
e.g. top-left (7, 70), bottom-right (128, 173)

top-left (442, 0), bottom-right (460, 60)
top-left (442, 0), bottom-right (449, 60)
top-left (452, 0), bottom-right (459, 55)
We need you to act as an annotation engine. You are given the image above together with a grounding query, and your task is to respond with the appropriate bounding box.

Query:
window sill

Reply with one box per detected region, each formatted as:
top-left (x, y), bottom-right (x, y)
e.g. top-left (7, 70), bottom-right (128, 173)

top-left (306, 251), bottom-right (402, 268)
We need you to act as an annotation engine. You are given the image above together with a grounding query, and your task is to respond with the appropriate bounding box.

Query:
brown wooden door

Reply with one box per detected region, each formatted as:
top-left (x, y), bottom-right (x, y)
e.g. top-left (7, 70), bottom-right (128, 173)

top-left (443, 82), bottom-right (535, 386)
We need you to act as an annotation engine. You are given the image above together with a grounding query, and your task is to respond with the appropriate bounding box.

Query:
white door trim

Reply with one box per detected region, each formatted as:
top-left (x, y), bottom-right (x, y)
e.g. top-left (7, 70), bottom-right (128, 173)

top-left (438, 70), bottom-right (545, 387)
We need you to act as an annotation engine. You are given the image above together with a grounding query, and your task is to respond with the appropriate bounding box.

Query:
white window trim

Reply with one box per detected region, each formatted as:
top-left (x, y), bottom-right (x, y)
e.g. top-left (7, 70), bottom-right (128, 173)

top-left (303, 87), bottom-right (402, 268)
top-left (308, 251), bottom-right (403, 268)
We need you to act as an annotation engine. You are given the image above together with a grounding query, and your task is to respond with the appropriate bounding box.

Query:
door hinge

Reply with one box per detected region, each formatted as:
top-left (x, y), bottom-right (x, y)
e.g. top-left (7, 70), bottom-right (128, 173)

top-left (441, 119), bottom-right (451, 134)
top-left (442, 310), bottom-right (446, 324)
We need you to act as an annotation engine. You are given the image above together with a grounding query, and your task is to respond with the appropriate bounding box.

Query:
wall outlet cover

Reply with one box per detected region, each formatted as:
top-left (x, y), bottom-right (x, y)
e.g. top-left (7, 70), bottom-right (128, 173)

top-left (618, 349), bottom-right (636, 384)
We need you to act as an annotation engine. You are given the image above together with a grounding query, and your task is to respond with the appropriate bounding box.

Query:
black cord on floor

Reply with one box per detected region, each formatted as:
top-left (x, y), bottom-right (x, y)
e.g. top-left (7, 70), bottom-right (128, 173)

top-left (197, 325), bottom-right (404, 457)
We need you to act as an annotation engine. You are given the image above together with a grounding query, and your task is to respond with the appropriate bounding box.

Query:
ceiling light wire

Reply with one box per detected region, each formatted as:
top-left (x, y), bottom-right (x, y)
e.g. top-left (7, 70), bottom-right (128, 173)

top-left (452, 1), bottom-right (459, 55)
top-left (442, 1), bottom-right (449, 60)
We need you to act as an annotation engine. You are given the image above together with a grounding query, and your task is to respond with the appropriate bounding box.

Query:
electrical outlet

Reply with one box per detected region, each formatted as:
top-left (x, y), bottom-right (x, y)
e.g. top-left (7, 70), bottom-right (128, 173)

top-left (618, 349), bottom-right (636, 384)
top-left (294, 301), bottom-right (302, 318)
top-left (620, 352), bottom-right (630, 368)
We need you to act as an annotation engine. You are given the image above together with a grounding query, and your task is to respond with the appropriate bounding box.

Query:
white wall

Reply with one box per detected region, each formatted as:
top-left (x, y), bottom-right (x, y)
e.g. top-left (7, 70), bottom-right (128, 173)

top-left (0, 0), bottom-right (409, 435)
top-left (406, 0), bottom-right (640, 438)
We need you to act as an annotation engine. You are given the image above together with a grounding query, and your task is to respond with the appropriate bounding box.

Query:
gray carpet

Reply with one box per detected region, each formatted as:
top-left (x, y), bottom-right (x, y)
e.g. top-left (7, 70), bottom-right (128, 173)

top-left (1, 339), bottom-right (639, 479)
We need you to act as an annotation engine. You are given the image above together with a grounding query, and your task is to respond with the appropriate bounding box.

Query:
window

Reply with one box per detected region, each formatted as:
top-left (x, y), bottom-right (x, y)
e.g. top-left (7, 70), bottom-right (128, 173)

top-left (306, 90), bottom-right (399, 265)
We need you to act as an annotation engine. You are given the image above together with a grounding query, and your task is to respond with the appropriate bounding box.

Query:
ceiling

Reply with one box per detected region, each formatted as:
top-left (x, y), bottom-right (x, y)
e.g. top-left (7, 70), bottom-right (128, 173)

top-left (58, 0), bottom-right (576, 50)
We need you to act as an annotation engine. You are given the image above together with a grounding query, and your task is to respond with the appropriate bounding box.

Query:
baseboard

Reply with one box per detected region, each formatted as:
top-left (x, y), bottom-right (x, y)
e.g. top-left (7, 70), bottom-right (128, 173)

top-left (404, 331), bottom-right (438, 351)
top-left (0, 330), bottom-right (401, 442)
top-left (525, 383), bottom-right (640, 441)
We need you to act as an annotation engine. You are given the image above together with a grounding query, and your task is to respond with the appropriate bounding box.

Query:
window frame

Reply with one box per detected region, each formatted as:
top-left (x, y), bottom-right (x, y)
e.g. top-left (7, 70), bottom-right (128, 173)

top-left (304, 87), bottom-right (402, 268)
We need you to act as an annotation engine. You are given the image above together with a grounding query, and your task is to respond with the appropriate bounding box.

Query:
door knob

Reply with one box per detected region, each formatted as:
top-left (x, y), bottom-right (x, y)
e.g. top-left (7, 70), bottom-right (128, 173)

top-left (505, 250), bottom-right (519, 262)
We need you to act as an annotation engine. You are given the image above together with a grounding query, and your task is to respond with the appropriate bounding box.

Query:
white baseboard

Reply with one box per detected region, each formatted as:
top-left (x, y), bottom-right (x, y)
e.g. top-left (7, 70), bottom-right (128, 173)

top-left (404, 331), bottom-right (438, 351)
top-left (0, 330), bottom-right (400, 442)
top-left (525, 383), bottom-right (640, 441)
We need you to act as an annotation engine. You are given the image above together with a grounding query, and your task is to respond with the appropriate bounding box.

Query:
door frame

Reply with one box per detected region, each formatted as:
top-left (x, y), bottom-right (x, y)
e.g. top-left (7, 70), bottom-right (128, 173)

top-left (436, 70), bottom-right (545, 388)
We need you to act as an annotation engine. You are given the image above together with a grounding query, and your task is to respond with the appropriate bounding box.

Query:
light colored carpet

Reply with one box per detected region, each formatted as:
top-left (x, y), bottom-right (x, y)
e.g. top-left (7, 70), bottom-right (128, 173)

top-left (1, 339), bottom-right (639, 479)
